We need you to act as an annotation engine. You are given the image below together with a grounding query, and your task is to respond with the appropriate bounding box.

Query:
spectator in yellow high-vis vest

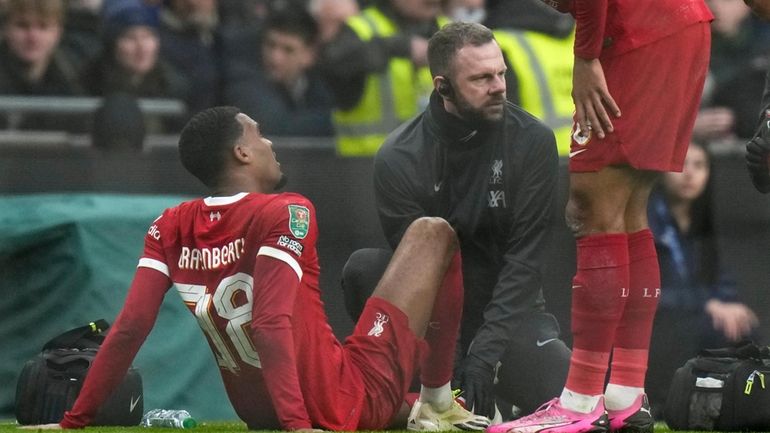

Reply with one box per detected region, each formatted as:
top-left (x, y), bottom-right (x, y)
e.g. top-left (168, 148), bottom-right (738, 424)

top-left (480, 0), bottom-right (576, 156)
top-left (318, 0), bottom-right (448, 157)
top-left (494, 28), bottom-right (575, 156)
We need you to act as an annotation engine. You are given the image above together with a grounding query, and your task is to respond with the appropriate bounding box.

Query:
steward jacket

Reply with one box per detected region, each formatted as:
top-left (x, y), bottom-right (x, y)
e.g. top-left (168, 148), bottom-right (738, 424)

top-left (318, 1), bottom-right (446, 156)
top-left (374, 92), bottom-right (558, 367)
top-left (494, 28), bottom-right (575, 155)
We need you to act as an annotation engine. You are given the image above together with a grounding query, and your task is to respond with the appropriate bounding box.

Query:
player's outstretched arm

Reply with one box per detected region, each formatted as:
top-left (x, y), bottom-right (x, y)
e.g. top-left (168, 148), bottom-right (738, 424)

top-left (251, 254), bottom-right (312, 431)
top-left (59, 268), bottom-right (170, 429)
top-left (249, 197), bottom-right (319, 430)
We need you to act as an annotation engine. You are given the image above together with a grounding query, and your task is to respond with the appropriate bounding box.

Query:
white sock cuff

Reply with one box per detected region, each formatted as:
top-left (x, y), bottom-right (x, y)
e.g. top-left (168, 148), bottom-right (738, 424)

top-left (604, 384), bottom-right (644, 411)
top-left (420, 382), bottom-right (453, 412)
top-left (560, 388), bottom-right (602, 414)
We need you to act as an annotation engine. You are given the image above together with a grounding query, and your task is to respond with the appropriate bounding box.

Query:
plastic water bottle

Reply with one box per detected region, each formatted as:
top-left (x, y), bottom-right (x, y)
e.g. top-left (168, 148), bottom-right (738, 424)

top-left (141, 409), bottom-right (197, 429)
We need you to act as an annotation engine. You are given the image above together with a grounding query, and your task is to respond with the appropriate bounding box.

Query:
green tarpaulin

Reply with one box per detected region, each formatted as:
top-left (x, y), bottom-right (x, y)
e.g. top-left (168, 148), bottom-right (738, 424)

top-left (0, 194), bottom-right (238, 422)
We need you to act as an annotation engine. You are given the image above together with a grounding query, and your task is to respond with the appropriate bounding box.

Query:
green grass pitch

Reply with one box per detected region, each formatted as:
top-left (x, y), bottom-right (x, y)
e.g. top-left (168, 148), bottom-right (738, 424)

top-left (0, 421), bottom-right (719, 433)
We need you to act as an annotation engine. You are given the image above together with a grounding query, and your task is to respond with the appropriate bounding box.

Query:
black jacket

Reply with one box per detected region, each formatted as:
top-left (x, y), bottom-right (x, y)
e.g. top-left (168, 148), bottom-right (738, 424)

top-left (374, 92), bottom-right (558, 367)
top-left (761, 67), bottom-right (770, 126)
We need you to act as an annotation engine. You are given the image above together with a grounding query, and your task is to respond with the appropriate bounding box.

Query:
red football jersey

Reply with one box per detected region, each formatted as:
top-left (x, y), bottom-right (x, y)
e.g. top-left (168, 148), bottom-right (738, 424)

top-left (139, 192), bottom-right (364, 430)
top-left (571, 0), bottom-right (713, 59)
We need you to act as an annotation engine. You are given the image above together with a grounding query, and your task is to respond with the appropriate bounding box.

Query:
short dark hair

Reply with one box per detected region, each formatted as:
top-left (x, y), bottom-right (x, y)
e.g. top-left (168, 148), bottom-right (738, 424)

top-left (427, 22), bottom-right (496, 78)
top-left (263, 7), bottom-right (318, 46)
top-left (178, 106), bottom-right (243, 188)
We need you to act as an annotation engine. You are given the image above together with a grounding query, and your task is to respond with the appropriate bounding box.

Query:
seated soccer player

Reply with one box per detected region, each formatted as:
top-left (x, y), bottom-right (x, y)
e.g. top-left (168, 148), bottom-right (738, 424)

top-left (26, 106), bottom-right (488, 432)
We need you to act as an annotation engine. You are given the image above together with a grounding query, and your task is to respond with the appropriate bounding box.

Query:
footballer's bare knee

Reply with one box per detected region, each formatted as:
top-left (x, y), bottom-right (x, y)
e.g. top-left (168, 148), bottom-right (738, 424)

top-left (373, 218), bottom-right (458, 335)
top-left (565, 189), bottom-right (597, 237)
top-left (403, 217), bottom-right (458, 254)
top-left (567, 182), bottom-right (630, 236)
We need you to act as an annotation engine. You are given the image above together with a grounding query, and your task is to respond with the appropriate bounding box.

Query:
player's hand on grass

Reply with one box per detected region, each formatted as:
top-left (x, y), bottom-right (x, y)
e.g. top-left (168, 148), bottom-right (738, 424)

top-left (572, 56), bottom-right (621, 140)
top-left (454, 354), bottom-right (495, 419)
top-left (18, 424), bottom-right (62, 430)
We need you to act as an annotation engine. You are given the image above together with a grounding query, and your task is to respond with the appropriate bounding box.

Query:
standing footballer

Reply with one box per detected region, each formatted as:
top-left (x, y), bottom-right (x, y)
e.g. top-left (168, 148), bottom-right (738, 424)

top-left (488, 1), bottom-right (713, 433)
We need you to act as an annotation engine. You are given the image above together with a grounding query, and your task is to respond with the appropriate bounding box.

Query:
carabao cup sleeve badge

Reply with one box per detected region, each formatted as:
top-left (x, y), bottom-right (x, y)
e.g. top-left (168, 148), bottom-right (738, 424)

top-left (288, 205), bottom-right (310, 239)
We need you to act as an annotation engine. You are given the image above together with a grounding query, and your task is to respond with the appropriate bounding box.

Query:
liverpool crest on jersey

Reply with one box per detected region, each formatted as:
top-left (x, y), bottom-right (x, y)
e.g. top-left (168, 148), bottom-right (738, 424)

top-left (288, 205), bottom-right (310, 239)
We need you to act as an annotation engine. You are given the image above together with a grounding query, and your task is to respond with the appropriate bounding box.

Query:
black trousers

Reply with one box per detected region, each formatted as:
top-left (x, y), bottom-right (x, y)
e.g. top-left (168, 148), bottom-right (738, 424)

top-left (341, 248), bottom-right (571, 415)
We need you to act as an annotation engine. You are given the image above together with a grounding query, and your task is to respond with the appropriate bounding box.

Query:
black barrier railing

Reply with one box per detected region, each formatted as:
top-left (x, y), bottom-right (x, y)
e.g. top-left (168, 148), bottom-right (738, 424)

top-left (0, 96), bottom-right (187, 131)
top-left (0, 132), bottom-right (336, 151)
top-left (0, 95), bottom-right (185, 115)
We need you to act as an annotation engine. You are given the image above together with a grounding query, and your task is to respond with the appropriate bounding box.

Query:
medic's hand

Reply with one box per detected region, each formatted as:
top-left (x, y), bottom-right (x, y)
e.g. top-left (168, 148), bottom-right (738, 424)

top-left (454, 355), bottom-right (496, 419)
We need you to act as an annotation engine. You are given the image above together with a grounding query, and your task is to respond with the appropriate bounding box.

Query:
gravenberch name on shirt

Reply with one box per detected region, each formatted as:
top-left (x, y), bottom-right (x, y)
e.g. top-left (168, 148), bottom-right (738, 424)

top-left (178, 238), bottom-right (246, 270)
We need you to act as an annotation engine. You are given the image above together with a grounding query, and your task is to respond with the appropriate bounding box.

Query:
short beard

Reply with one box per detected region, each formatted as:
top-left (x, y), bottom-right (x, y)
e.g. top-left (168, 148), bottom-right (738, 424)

top-left (454, 92), bottom-right (504, 126)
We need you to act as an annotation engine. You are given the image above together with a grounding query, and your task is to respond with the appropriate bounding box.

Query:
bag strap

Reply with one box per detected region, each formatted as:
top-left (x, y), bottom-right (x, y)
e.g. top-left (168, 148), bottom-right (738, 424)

top-left (42, 319), bottom-right (110, 351)
top-left (698, 341), bottom-right (770, 360)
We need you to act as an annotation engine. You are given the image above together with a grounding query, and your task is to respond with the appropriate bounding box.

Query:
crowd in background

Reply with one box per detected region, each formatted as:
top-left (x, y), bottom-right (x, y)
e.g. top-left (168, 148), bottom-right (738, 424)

top-left (695, 0), bottom-right (770, 143)
top-left (0, 0), bottom-right (762, 152)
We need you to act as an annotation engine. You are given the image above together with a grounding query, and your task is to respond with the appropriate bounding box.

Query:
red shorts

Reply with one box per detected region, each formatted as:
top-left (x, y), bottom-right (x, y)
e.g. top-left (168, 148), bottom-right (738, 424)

top-left (569, 22), bottom-right (711, 173)
top-left (343, 296), bottom-right (424, 429)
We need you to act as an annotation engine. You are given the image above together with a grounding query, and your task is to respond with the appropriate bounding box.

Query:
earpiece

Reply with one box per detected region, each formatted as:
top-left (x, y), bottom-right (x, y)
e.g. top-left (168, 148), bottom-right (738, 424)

top-left (437, 77), bottom-right (454, 98)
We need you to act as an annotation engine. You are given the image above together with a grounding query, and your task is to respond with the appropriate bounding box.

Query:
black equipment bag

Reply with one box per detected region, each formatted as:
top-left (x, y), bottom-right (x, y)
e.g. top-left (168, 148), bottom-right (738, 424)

top-left (15, 320), bottom-right (143, 426)
top-left (664, 342), bottom-right (770, 431)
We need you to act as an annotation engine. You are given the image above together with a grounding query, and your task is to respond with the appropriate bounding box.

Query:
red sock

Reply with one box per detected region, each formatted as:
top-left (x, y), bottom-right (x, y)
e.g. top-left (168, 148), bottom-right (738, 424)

top-left (565, 233), bottom-right (629, 396)
top-left (609, 229), bottom-right (660, 387)
top-left (420, 252), bottom-right (463, 387)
